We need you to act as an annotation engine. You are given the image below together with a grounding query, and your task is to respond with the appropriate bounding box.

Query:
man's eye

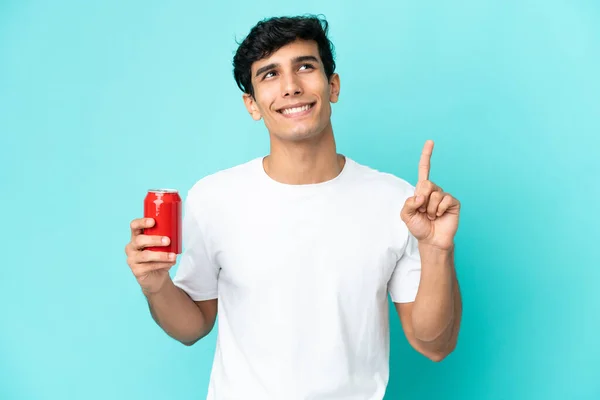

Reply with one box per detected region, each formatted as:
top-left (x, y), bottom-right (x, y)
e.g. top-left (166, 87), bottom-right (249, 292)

top-left (264, 71), bottom-right (276, 79)
top-left (299, 64), bottom-right (314, 71)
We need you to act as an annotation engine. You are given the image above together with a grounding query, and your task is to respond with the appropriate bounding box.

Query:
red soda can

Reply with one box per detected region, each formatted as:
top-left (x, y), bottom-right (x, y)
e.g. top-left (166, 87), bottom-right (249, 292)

top-left (143, 189), bottom-right (182, 254)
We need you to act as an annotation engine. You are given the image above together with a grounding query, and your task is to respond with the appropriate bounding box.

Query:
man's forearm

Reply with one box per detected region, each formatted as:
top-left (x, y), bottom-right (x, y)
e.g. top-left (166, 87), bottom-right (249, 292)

top-left (412, 244), bottom-right (462, 355)
top-left (146, 280), bottom-right (214, 345)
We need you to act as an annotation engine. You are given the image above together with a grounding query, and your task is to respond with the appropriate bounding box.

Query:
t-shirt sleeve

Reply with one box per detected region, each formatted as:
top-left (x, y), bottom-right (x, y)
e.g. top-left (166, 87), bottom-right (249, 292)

top-left (388, 220), bottom-right (422, 303)
top-left (172, 192), bottom-right (219, 301)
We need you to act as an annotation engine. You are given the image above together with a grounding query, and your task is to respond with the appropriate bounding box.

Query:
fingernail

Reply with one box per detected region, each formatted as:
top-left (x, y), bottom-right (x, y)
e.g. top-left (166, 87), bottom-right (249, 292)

top-left (169, 253), bottom-right (176, 261)
top-left (428, 215), bottom-right (436, 220)
top-left (415, 195), bottom-right (422, 203)
top-left (162, 237), bottom-right (169, 245)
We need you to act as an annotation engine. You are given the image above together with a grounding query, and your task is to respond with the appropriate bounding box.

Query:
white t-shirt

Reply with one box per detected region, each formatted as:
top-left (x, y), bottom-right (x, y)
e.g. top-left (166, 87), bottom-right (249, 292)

top-left (173, 156), bottom-right (422, 400)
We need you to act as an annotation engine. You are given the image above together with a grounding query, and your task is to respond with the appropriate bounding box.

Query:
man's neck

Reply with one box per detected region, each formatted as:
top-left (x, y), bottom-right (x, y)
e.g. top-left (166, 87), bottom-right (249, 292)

top-left (263, 130), bottom-right (345, 185)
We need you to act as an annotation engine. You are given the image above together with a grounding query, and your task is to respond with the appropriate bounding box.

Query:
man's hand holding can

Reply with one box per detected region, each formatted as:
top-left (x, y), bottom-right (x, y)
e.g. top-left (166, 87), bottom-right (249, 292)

top-left (125, 189), bottom-right (182, 295)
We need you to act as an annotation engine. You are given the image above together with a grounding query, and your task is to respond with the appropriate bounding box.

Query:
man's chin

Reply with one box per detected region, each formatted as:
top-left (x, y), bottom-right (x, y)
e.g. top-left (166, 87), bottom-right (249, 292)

top-left (269, 131), bottom-right (311, 143)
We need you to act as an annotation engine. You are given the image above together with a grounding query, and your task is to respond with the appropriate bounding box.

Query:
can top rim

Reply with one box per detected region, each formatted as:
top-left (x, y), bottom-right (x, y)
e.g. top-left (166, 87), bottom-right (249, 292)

top-left (148, 188), bottom-right (179, 193)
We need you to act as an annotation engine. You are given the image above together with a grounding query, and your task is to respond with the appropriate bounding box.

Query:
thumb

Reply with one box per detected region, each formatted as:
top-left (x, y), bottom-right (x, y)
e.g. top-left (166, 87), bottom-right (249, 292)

top-left (402, 195), bottom-right (426, 219)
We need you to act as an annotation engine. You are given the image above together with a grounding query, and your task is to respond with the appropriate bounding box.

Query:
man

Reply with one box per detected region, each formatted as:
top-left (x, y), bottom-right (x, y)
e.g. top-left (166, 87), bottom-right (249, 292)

top-left (125, 15), bottom-right (462, 399)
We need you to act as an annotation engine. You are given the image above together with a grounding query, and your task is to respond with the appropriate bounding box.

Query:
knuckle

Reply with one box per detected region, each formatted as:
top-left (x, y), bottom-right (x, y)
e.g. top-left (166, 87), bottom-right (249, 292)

top-left (418, 183), bottom-right (431, 195)
top-left (145, 251), bottom-right (157, 262)
top-left (126, 242), bottom-right (138, 255)
top-left (138, 250), bottom-right (149, 262)
top-left (135, 235), bottom-right (147, 249)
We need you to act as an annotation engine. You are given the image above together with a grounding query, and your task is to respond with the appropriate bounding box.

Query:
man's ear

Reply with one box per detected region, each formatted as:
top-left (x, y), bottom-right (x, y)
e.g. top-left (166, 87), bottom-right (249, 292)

top-left (243, 93), bottom-right (262, 121)
top-left (329, 73), bottom-right (341, 103)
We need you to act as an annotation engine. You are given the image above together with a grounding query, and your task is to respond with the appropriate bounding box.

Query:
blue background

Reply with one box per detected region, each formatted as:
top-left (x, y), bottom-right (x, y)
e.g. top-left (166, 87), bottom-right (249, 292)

top-left (1, 1), bottom-right (599, 399)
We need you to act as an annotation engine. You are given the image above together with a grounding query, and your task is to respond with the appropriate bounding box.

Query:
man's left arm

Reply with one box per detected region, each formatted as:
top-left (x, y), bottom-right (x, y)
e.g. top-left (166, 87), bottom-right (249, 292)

top-left (395, 139), bottom-right (463, 362)
top-left (395, 244), bottom-right (462, 361)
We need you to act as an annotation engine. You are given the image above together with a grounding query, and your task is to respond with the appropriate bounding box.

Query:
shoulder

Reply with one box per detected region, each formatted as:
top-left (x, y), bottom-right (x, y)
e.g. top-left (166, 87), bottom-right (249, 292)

top-left (347, 157), bottom-right (416, 200)
top-left (185, 157), bottom-right (261, 207)
top-left (345, 158), bottom-right (415, 246)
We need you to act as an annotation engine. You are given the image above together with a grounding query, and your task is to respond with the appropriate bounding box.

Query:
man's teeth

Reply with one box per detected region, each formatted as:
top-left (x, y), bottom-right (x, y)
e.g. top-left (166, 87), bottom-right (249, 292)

top-left (281, 104), bottom-right (312, 115)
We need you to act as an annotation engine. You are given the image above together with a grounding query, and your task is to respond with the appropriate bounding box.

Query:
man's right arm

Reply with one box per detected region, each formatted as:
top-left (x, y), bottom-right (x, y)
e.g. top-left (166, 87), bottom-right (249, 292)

top-left (126, 217), bottom-right (218, 346)
top-left (146, 280), bottom-right (218, 346)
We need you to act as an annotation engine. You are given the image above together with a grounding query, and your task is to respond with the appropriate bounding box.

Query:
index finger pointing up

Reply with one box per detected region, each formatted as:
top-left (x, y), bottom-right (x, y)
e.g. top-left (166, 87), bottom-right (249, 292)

top-left (418, 140), bottom-right (434, 182)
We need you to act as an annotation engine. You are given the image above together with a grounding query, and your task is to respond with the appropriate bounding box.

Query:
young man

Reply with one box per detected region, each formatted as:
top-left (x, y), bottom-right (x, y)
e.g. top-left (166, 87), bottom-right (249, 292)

top-left (125, 15), bottom-right (462, 399)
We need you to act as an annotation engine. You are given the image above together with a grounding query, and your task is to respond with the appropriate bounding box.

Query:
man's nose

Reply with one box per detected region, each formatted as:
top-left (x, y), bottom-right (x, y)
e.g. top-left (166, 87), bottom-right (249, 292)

top-left (281, 75), bottom-right (303, 97)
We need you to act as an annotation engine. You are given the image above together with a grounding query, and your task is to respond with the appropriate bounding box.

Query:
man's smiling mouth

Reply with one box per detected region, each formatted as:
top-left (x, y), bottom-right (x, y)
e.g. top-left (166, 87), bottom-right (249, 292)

top-left (277, 102), bottom-right (316, 116)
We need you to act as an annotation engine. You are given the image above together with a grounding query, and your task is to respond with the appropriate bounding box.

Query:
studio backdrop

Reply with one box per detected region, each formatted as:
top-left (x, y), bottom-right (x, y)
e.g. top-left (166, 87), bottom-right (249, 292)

top-left (1, 1), bottom-right (598, 399)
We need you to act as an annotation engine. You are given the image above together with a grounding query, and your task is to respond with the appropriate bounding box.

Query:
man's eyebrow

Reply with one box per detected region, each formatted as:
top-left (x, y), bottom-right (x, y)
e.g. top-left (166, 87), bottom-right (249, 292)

top-left (255, 63), bottom-right (278, 78)
top-left (254, 55), bottom-right (319, 78)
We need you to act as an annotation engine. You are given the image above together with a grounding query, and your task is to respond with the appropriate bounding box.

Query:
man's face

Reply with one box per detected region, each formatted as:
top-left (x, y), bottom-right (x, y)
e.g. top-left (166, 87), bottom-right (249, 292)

top-left (243, 39), bottom-right (340, 143)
